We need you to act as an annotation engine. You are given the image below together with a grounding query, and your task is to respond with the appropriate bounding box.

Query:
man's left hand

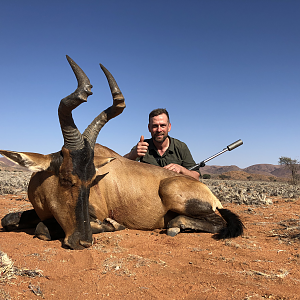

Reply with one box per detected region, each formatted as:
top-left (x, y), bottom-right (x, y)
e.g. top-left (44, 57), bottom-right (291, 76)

top-left (164, 163), bottom-right (200, 180)
top-left (163, 163), bottom-right (183, 174)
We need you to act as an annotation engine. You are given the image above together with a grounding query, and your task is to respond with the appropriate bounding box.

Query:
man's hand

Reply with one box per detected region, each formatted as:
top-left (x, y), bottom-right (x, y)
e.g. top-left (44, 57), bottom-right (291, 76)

top-left (164, 163), bottom-right (200, 180)
top-left (135, 135), bottom-right (149, 158)
top-left (163, 163), bottom-right (184, 174)
top-left (124, 135), bottom-right (149, 160)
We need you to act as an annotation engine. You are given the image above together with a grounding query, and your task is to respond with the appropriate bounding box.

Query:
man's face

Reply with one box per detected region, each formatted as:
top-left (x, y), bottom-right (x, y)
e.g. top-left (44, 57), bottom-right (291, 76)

top-left (148, 113), bottom-right (171, 144)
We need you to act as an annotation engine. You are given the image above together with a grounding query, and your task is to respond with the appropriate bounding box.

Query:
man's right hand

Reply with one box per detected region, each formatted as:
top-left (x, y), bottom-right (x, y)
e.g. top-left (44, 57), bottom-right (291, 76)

top-left (123, 135), bottom-right (149, 160)
top-left (135, 135), bottom-right (149, 158)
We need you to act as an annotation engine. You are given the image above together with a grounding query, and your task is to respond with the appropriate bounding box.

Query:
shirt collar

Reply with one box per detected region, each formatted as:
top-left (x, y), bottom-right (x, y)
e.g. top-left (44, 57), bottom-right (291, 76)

top-left (149, 136), bottom-right (174, 155)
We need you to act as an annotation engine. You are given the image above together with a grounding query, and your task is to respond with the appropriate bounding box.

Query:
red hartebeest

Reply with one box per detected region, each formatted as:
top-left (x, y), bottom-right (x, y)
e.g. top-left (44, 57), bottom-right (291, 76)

top-left (0, 56), bottom-right (243, 249)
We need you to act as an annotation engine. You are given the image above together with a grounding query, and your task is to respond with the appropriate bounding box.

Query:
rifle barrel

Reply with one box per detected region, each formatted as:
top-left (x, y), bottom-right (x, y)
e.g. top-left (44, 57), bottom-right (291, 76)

top-left (203, 148), bottom-right (228, 164)
top-left (188, 139), bottom-right (243, 171)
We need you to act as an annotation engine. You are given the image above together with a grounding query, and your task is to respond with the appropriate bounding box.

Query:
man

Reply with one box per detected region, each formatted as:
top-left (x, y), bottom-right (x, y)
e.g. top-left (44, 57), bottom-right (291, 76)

top-left (124, 108), bottom-right (200, 180)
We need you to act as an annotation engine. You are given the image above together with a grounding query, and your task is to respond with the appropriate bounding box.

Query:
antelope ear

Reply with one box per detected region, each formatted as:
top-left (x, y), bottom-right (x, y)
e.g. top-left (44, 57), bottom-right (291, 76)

top-left (94, 156), bottom-right (116, 169)
top-left (0, 150), bottom-right (52, 172)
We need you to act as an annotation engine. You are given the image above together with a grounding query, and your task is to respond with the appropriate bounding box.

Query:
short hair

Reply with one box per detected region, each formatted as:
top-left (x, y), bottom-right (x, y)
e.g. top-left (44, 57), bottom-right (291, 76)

top-left (149, 108), bottom-right (170, 123)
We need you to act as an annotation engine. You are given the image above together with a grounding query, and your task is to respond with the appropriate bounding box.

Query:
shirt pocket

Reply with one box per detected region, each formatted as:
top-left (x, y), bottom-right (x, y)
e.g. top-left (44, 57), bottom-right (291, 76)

top-left (141, 155), bottom-right (160, 166)
top-left (165, 157), bottom-right (182, 166)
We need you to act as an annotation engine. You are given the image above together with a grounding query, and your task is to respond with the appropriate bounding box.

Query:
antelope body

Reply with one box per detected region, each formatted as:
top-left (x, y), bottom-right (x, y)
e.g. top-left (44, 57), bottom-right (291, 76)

top-left (1, 56), bottom-right (243, 249)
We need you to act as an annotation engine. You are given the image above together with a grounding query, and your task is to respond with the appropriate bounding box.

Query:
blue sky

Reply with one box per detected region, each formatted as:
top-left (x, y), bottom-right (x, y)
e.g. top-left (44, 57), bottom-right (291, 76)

top-left (0, 1), bottom-right (299, 168)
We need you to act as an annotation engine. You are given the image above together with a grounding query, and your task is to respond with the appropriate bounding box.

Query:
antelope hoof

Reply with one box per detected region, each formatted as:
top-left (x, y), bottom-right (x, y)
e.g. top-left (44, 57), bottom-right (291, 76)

top-left (1, 210), bottom-right (40, 231)
top-left (35, 222), bottom-right (51, 241)
top-left (1, 212), bottom-right (22, 231)
top-left (167, 227), bottom-right (181, 237)
top-left (63, 236), bottom-right (93, 250)
top-left (79, 240), bottom-right (93, 248)
top-left (103, 218), bottom-right (126, 231)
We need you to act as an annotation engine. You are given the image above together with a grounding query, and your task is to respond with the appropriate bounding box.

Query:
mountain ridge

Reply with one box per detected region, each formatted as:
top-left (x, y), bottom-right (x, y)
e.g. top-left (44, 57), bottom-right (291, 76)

top-left (200, 163), bottom-right (290, 178)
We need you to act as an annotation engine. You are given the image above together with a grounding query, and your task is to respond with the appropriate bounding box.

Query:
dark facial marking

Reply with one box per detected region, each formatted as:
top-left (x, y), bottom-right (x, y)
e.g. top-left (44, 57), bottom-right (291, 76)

top-left (70, 139), bottom-right (96, 182)
top-left (55, 139), bottom-right (96, 247)
top-left (74, 185), bottom-right (92, 240)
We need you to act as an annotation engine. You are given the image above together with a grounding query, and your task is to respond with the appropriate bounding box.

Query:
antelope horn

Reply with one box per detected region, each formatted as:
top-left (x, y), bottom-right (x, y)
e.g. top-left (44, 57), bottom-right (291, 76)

top-left (58, 56), bottom-right (93, 150)
top-left (83, 64), bottom-right (126, 149)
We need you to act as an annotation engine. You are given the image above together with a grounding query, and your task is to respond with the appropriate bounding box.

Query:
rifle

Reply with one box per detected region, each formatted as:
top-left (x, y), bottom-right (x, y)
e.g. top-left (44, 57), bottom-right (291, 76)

top-left (189, 139), bottom-right (243, 171)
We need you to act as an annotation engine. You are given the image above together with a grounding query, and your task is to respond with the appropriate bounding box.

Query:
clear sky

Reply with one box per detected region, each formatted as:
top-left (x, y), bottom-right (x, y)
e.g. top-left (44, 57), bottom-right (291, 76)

top-left (0, 1), bottom-right (299, 168)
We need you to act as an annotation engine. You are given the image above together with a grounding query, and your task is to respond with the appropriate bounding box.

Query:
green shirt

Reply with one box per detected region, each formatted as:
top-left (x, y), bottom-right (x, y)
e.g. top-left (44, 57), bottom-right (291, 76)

top-left (134, 136), bottom-right (198, 171)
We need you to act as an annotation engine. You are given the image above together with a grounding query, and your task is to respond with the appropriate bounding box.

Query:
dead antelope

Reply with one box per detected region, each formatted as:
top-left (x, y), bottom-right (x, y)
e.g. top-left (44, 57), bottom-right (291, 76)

top-left (0, 56), bottom-right (244, 249)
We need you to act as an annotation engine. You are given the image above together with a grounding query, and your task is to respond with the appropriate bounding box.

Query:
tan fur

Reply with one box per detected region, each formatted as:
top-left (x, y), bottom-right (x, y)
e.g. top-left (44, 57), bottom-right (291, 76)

top-left (89, 144), bottom-right (223, 230)
top-left (1, 143), bottom-right (223, 234)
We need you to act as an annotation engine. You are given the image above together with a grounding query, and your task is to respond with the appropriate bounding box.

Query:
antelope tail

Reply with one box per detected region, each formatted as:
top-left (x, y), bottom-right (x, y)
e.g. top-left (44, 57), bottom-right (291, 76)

top-left (215, 208), bottom-right (244, 239)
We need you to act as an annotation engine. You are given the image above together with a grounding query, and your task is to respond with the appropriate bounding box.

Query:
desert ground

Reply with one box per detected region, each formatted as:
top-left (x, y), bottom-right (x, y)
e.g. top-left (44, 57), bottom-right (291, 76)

top-left (1, 188), bottom-right (300, 300)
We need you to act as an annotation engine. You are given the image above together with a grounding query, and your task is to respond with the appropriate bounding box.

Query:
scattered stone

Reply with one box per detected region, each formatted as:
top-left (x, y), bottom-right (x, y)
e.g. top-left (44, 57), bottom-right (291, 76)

top-left (204, 179), bottom-right (300, 205)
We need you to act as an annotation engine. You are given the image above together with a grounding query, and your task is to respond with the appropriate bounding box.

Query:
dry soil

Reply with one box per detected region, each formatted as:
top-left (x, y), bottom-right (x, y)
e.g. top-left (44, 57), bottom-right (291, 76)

top-left (1, 194), bottom-right (300, 300)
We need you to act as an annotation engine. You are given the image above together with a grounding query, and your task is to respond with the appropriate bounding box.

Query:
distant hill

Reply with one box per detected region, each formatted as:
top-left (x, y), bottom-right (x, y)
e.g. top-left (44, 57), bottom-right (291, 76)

top-left (0, 157), bottom-right (16, 167)
top-left (243, 164), bottom-right (290, 178)
top-left (0, 157), bottom-right (27, 171)
top-left (201, 163), bottom-right (290, 179)
top-left (200, 165), bottom-right (240, 175)
top-left (215, 170), bottom-right (278, 182)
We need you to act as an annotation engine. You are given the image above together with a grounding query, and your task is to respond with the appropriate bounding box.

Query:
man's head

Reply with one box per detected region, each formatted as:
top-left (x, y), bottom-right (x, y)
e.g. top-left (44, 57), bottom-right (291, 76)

top-left (148, 108), bottom-right (171, 144)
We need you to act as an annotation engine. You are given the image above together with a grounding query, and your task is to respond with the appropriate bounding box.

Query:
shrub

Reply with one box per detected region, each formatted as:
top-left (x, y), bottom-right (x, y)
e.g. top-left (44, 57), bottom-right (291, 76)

top-left (219, 174), bottom-right (230, 180)
top-left (202, 174), bottom-right (211, 179)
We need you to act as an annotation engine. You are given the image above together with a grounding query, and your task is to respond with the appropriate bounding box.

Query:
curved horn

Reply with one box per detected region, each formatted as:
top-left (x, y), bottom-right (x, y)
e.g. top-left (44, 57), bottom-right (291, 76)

top-left (83, 64), bottom-right (126, 149)
top-left (58, 56), bottom-right (93, 150)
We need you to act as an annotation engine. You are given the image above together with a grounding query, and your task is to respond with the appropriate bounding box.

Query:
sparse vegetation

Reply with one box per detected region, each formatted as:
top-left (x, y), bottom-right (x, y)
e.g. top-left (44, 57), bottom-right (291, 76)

top-left (0, 251), bottom-right (43, 282)
top-left (204, 179), bottom-right (300, 205)
top-left (0, 171), bottom-right (31, 195)
top-left (219, 174), bottom-right (231, 180)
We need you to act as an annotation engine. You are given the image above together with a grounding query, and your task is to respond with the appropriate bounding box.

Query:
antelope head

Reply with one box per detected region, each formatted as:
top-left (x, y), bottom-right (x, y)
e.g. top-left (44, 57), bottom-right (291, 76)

top-left (0, 56), bottom-right (125, 249)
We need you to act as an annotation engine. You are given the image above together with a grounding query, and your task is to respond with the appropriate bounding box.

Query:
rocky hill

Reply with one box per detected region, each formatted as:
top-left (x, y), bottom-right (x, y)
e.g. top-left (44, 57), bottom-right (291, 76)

top-left (199, 165), bottom-right (241, 175)
top-left (0, 157), bottom-right (15, 167)
top-left (201, 163), bottom-right (290, 179)
top-left (244, 164), bottom-right (290, 178)
top-left (0, 157), bottom-right (27, 171)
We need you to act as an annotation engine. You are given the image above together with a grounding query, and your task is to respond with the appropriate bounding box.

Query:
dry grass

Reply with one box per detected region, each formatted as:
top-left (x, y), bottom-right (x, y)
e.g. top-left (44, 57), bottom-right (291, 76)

top-left (0, 252), bottom-right (43, 280)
